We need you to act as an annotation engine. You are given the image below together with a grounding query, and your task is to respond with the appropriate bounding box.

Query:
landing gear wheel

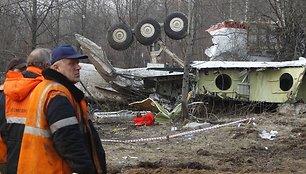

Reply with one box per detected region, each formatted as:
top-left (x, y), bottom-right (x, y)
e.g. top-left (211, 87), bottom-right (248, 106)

top-left (134, 18), bottom-right (161, 45)
top-left (107, 23), bottom-right (134, 50)
top-left (164, 12), bottom-right (188, 40)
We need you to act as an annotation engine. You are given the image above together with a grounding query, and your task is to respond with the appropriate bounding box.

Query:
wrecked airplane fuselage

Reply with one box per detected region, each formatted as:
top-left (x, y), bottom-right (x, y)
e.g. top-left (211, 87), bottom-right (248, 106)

top-left (191, 58), bottom-right (306, 103)
top-left (75, 28), bottom-right (306, 107)
top-left (75, 34), bottom-right (184, 104)
top-left (78, 63), bottom-right (184, 103)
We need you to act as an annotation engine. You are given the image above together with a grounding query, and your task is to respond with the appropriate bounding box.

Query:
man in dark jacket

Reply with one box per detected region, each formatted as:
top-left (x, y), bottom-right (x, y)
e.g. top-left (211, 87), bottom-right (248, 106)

top-left (17, 44), bottom-right (107, 174)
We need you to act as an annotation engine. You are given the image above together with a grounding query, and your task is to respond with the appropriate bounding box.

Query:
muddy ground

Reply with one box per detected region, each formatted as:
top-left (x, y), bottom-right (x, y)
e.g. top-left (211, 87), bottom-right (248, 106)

top-left (95, 109), bottom-right (306, 174)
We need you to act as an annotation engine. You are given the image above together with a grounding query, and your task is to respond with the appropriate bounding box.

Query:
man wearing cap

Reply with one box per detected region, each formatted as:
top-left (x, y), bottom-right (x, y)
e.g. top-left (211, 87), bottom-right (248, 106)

top-left (17, 44), bottom-right (107, 174)
top-left (4, 58), bottom-right (27, 73)
top-left (0, 57), bottom-right (27, 174)
top-left (1, 49), bottom-right (51, 174)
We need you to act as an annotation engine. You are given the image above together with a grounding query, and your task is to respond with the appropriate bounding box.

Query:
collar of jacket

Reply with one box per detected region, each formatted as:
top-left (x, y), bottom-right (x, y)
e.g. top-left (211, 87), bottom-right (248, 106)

top-left (42, 68), bottom-right (84, 102)
top-left (26, 66), bottom-right (43, 76)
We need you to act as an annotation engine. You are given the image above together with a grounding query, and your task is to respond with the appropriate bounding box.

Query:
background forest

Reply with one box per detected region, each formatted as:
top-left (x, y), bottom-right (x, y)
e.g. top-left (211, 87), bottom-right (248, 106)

top-left (0, 0), bottom-right (305, 73)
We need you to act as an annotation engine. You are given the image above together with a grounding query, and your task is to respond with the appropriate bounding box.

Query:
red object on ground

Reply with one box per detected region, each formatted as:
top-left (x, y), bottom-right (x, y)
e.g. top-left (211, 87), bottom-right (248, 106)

top-left (133, 112), bottom-right (154, 126)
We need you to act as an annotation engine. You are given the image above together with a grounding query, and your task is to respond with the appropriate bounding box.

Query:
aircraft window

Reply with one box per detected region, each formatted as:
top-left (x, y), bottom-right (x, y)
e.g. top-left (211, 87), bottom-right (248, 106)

top-left (215, 74), bottom-right (232, 90)
top-left (280, 73), bottom-right (293, 91)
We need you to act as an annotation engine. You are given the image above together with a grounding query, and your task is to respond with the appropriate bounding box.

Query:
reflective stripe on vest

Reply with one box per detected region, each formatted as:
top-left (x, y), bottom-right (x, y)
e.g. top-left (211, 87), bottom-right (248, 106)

top-left (36, 82), bottom-right (59, 128)
top-left (50, 116), bottom-right (78, 134)
top-left (24, 126), bottom-right (51, 138)
top-left (6, 116), bottom-right (26, 124)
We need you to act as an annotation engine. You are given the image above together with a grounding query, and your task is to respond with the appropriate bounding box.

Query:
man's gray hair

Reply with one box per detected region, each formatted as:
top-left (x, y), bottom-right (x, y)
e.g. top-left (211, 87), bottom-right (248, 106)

top-left (27, 48), bottom-right (51, 69)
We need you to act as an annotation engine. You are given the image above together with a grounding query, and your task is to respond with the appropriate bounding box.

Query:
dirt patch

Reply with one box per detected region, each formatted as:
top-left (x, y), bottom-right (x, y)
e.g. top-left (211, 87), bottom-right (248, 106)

top-left (96, 112), bottom-right (306, 174)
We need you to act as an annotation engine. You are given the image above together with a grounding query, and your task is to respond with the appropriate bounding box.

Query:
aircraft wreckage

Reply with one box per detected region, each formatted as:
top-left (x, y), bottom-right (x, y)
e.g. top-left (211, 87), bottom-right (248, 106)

top-left (76, 16), bottom-right (306, 106)
top-left (76, 34), bottom-right (184, 104)
top-left (77, 34), bottom-right (306, 105)
top-left (191, 59), bottom-right (306, 103)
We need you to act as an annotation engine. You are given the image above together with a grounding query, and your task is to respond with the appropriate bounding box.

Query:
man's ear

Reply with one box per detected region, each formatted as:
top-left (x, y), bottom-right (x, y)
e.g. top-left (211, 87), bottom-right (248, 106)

top-left (51, 63), bottom-right (58, 70)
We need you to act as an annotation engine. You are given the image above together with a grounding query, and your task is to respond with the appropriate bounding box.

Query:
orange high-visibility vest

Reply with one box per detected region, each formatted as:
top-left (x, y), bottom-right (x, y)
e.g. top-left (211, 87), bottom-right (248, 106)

top-left (0, 88), bottom-right (6, 164)
top-left (17, 79), bottom-right (102, 174)
top-left (1, 67), bottom-right (43, 165)
top-left (0, 136), bottom-right (6, 163)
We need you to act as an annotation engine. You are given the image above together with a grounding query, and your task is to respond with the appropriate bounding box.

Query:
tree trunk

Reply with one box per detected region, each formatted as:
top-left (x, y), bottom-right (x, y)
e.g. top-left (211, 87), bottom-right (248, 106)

top-left (31, 0), bottom-right (38, 50)
top-left (181, 0), bottom-right (194, 120)
top-left (245, 0), bottom-right (249, 22)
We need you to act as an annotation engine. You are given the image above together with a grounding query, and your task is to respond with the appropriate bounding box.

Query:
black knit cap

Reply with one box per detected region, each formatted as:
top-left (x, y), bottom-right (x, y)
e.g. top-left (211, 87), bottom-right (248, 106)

top-left (6, 58), bottom-right (27, 73)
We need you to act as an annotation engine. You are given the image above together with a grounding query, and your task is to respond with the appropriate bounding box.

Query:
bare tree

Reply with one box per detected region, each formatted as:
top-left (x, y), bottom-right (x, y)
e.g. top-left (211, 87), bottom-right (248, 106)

top-left (18, 0), bottom-right (56, 49)
top-left (0, 0), bottom-right (29, 70)
top-left (0, 0), bottom-right (305, 72)
top-left (264, 0), bottom-right (306, 60)
top-left (181, 0), bottom-right (195, 120)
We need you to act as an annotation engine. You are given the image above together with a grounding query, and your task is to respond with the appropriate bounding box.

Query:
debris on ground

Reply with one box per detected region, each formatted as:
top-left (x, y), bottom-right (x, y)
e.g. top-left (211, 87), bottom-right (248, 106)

top-left (97, 112), bottom-right (306, 174)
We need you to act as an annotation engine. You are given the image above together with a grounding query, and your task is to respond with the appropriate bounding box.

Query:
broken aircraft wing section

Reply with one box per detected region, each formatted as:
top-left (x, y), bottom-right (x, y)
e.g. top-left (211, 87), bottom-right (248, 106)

top-left (75, 34), bottom-right (185, 103)
top-left (75, 34), bottom-right (116, 82)
top-left (78, 63), bottom-right (128, 103)
top-left (75, 34), bottom-right (149, 101)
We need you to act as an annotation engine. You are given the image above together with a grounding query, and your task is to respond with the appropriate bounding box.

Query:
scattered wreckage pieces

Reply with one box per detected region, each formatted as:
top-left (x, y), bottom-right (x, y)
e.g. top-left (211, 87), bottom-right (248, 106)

top-left (92, 97), bottom-right (181, 125)
top-left (94, 110), bottom-right (155, 126)
top-left (100, 117), bottom-right (254, 143)
top-left (129, 98), bottom-right (182, 123)
top-left (133, 112), bottom-right (154, 126)
top-left (259, 130), bottom-right (278, 140)
top-left (92, 97), bottom-right (203, 126)
top-left (93, 110), bottom-right (151, 124)
top-left (277, 103), bottom-right (306, 116)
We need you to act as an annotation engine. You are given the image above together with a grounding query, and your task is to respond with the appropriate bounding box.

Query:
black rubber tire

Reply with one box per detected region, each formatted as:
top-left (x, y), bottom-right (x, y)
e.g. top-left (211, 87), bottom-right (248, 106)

top-left (107, 23), bottom-right (134, 50)
top-left (134, 18), bottom-right (161, 45)
top-left (164, 12), bottom-right (188, 40)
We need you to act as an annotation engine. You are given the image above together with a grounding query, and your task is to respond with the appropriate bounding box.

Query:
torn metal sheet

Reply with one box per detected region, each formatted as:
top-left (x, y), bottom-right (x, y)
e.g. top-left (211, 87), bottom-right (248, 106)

top-left (75, 34), bottom-right (185, 102)
top-left (115, 67), bottom-right (183, 78)
top-left (205, 21), bottom-right (248, 61)
top-left (77, 63), bottom-right (127, 103)
top-left (93, 110), bottom-right (150, 124)
top-left (129, 98), bottom-right (183, 123)
top-left (76, 34), bottom-right (116, 82)
top-left (192, 57), bottom-right (306, 69)
top-left (259, 130), bottom-right (278, 140)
